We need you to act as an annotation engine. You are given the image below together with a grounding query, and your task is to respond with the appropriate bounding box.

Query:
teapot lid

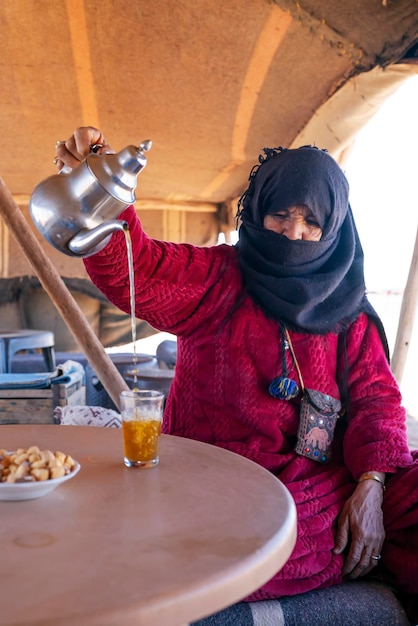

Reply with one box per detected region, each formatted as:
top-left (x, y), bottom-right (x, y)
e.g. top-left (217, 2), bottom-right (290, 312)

top-left (86, 141), bottom-right (152, 204)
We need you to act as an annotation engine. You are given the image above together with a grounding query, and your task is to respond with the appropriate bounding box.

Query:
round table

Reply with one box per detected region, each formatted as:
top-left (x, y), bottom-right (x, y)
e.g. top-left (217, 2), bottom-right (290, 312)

top-left (0, 425), bottom-right (297, 626)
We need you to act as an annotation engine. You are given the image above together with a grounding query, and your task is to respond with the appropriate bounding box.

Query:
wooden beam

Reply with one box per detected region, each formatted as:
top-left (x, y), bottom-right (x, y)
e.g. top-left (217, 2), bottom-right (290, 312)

top-left (136, 200), bottom-right (217, 213)
top-left (391, 224), bottom-right (418, 383)
top-left (199, 5), bottom-right (292, 199)
top-left (65, 0), bottom-right (100, 127)
top-left (13, 195), bottom-right (218, 214)
top-left (0, 178), bottom-right (129, 409)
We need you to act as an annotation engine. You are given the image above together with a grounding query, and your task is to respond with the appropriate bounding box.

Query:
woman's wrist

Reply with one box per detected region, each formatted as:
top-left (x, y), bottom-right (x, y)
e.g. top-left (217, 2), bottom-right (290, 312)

top-left (357, 471), bottom-right (386, 491)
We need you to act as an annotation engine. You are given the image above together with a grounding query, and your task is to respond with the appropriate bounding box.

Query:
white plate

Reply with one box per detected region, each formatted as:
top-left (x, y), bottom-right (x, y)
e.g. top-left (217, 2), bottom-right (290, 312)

top-left (0, 461), bottom-right (80, 501)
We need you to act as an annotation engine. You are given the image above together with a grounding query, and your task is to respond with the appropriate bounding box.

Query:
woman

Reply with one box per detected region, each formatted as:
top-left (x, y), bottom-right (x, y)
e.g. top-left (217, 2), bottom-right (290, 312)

top-left (55, 128), bottom-right (418, 619)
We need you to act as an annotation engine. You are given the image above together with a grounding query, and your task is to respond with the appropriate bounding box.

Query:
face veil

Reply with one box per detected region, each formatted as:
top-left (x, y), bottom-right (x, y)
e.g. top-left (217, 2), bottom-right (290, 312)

top-left (235, 146), bottom-right (373, 335)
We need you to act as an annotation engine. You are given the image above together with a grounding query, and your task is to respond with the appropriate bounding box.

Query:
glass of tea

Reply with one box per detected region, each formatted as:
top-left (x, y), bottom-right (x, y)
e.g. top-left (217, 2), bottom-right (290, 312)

top-left (120, 389), bottom-right (165, 468)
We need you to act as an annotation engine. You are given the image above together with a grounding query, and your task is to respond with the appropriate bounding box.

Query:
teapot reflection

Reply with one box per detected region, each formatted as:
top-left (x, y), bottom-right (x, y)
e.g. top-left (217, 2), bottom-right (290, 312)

top-left (29, 140), bottom-right (152, 257)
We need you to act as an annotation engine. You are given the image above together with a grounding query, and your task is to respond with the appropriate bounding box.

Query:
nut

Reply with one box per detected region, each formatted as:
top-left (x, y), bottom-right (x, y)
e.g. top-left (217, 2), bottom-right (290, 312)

top-left (0, 447), bottom-right (77, 483)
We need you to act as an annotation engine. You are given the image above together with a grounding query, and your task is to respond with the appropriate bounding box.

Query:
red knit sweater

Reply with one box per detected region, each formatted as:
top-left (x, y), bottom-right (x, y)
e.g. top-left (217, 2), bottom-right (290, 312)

top-left (84, 206), bottom-right (416, 598)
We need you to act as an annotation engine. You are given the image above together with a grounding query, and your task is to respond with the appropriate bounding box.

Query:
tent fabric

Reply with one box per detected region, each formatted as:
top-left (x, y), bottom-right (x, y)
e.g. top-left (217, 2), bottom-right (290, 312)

top-left (1, 1), bottom-right (417, 267)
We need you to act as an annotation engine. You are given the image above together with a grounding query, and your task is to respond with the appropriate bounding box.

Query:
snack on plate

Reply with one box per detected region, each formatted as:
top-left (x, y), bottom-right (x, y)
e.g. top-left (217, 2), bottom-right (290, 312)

top-left (0, 446), bottom-right (76, 483)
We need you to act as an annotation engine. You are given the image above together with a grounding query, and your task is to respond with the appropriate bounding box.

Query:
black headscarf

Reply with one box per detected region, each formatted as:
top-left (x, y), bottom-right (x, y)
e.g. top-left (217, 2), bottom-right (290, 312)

top-left (235, 146), bottom-right (386, 345)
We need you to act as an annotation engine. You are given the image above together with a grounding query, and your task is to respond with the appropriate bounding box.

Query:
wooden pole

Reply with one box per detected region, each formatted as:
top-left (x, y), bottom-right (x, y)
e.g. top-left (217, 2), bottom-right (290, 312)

top-left (0, 177), bottom-right (129, 409)
top-left (391, 224), bottom-right (418, 384)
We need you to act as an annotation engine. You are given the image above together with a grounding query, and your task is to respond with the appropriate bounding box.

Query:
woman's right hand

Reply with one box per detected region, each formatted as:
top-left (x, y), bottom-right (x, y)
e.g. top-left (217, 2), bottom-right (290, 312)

top-left (54, 126), bottom-right (114, 172)
top-left (333, 478), bottom-right (385, 579)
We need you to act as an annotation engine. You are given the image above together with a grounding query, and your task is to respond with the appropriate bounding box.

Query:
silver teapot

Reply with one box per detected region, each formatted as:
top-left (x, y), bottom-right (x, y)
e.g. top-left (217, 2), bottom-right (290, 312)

top-left (29, 140), bottom-right (152, 257)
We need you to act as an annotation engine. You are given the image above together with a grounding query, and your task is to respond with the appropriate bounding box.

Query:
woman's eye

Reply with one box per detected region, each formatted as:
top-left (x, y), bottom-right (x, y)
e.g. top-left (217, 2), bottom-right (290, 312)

top-left (306, 219), bottom-right (320, 228)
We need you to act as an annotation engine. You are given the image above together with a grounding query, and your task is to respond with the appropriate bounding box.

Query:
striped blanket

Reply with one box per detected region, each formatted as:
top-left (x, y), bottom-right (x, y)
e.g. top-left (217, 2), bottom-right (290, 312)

top-left (192, 581), bottom-right (412, 626)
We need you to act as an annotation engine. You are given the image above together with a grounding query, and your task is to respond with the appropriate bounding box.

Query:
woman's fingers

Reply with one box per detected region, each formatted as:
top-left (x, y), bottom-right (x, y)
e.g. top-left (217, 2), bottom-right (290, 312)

top-left (335, 481), bottom-right (385, 579)
top-left (343, 540), bottom-right (383, 578)
top-left (54, 126), bottom-right (115, 171)
top-left (333, 507), bottom-right (349, 555)
top-left (54, 140), bottom-right (78, 171)
top-left (73, 126), bottom-right (114, 157)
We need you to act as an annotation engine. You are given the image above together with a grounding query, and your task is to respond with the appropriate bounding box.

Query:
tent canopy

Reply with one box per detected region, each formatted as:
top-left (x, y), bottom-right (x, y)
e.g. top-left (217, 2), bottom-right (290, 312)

top-left (0, 0), bottom-right (417, 278)
top-left (0, 0), bottom-right (417, 373)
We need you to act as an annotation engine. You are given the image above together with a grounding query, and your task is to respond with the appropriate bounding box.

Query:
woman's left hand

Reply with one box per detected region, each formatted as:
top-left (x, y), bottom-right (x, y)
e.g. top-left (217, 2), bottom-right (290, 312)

top-left (333, 479), bottom-right (385, 578)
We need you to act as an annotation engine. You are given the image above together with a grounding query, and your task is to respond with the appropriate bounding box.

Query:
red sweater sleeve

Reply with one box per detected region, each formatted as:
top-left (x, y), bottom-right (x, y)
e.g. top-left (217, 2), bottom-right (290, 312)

top-left (83, 205), bottom-right (241, 335)
top-left (342, 313), bottom-right (412, 478)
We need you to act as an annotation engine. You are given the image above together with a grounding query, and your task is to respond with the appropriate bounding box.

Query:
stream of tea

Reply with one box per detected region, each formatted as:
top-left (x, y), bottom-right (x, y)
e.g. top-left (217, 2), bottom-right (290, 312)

top-left (123, 225), bottom-right (139, 390)
top-left (122, 225), bottom-right (163, 466)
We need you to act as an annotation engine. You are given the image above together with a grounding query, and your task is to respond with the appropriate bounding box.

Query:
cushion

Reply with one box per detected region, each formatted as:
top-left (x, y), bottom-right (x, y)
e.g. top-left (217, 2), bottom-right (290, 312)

top-left (54, 405), bottom-right (121, 428)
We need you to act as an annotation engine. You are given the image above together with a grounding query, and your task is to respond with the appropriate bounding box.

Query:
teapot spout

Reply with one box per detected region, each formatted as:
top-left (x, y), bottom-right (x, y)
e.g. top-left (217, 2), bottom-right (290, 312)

top-left (67, 220), bottom-right (128, 257)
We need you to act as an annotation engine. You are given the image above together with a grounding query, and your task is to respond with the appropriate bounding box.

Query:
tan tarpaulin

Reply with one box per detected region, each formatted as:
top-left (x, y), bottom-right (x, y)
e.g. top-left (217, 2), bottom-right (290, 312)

top-left (0, 0), bottom-right (417, 352)
top-left (1, 0), bottom-right (416, 266)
